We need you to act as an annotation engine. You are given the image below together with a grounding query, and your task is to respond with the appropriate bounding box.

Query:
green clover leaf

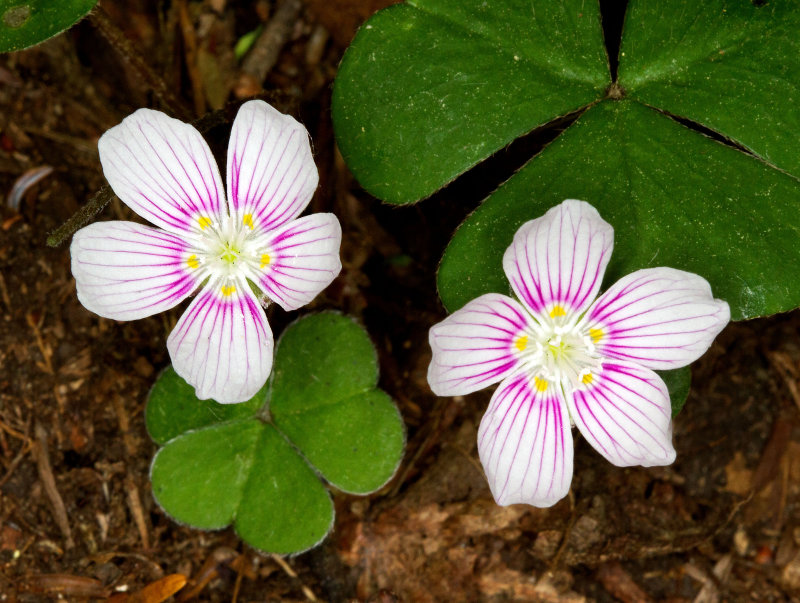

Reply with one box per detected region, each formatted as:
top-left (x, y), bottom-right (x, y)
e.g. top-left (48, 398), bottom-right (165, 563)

top-left (332, 0), bottom-right (800, 322)
top-left (146, 312), bottom-right (405, 555)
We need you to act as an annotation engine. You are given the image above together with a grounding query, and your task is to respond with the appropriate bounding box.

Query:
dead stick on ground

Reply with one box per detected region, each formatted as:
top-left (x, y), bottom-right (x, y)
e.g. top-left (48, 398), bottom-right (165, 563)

top-left (33, 422), bottom-right (74, 549)
top-left (270, 554), bottom-right (318, 602)
top-left (125, 476), bottom-right (151, 551)
top-left (89, 6), bottom-right (191, 120)
top-left (176, 0), bottom-right (206, 116)
top-left (240, 0), bottom-right (302, 87)
top-left (768, 351), bottom-right (800, 413)
top-left (0, 271), bottom-right (12, 311)
top-left (26, 312), bottom-right (54, 375)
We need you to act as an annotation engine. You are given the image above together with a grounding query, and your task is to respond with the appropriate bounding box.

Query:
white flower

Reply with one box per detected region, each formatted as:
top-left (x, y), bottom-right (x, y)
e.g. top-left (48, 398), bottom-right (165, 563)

top-left (71, 100), bottom-right (342, 403)
top-left (428, 200), bottom-right (729, 507)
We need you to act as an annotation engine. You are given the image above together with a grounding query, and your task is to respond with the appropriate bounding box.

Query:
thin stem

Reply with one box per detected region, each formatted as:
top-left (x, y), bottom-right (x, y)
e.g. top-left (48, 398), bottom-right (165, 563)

top-left (46, 184), bottom-right (115, 247)
top-left (46, 94), bottom-right (295, 248)
top-left (89, 5), bottom-right (192, 120)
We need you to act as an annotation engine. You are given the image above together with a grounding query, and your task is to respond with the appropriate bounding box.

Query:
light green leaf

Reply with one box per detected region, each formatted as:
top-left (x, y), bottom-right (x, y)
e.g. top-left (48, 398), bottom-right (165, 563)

top-left (270, 313), bottom-right (404, 493)
top-left (270, 312), bottom-right (378, 408)
top-left (151, 420), bottom-right (262, 529)
top-left (437, 100), bottom-right (800, 321)
top-left (234, 25), bottom-right (263, 61)
top-left (274, 390), bottom-right (405, 494)
top-left (145, 366), bottom-right (266, 445)
top-left (0, 0), bottom-right (97, 53)
top-left (235, 425), bottom-right (333, 555)
top-left (332, 0), bottom-right (610, 203)
top-left (146, 312), bottom-right (404, 554)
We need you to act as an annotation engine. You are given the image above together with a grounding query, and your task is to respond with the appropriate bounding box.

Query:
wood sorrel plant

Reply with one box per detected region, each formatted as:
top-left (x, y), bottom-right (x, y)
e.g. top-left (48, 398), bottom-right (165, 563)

top-left (69, 101), bottom-right (405, 554)
top-left (331, 0), bottom-right (790, 504)
top-left (332, 0), bottom-right (800, 322)
top-left (71, 100), bottom-right (341, 403)
top-left (146, 312), bottom-right (404, 554)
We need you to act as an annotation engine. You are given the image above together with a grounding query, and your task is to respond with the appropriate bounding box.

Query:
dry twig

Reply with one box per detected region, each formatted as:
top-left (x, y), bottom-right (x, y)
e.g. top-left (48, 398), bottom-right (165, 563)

top-left (176, 0), bottom-right (206, 116)
top-left (271, 554), bottom-right (319, 602)
top-left (33, 423), bottom-right (73, 549)
top-left (239, 0), bottom-right (302, 89)
top-left (89, 6), bottom-right (191, 120)
top-left (125, 477), bottom-right (151, 551)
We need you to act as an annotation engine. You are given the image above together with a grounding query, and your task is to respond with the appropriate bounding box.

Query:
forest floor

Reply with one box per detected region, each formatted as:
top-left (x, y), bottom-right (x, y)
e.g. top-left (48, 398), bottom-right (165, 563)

top-left (1, 1), bottom-right (800, 601)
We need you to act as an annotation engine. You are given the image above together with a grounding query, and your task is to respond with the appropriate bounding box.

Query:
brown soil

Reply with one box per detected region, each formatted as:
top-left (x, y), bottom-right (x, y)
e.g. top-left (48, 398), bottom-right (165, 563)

top-left (1, 1), bottom-right (799, 601)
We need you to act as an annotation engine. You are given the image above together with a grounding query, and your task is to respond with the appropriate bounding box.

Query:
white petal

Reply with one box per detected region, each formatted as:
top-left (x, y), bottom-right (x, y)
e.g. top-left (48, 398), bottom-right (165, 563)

top-left (71, 221), bottom-right (199, 320)
top-left (98, 108), bottom-right (226, 235)
top-left (167, 281), bottom-right (274, 404)
top-left (567, 361), bottom-right (676, 467)
top-left (585, 267), bottom-right (730, 370)
top-left (227, 100), bottom-right (318, 233)
top-left (478, 373), bottom-right (573, 507)
top-left (428, 294), bottom-right (533, 396)
top-left (503, 199), bottom-right (613, 319)
top-left (251, 213), bottom-right (342, 311)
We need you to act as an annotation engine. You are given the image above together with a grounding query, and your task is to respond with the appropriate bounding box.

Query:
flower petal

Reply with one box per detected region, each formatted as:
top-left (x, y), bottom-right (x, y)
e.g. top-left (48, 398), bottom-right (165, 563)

top-left (567, 361), bottom-right (676, 467)
top-left (585, 267), bottom-right (730, 370)
top-left (167, 281), bottom-right (274, 404)
top-left (478, 373), bottom-right (573, 507)
top-left (227, 100), bottom-right (318, 233)
top-left (251, 213), bottom-right (342, 311)
top-left (503, 199), bottom-right (613, 319)
top-left (71, 221), bottom-right (198, 320)
top-left (98, 109), bottom-right (226, 235)
top-left (427, 294), bottom-right (534, 397)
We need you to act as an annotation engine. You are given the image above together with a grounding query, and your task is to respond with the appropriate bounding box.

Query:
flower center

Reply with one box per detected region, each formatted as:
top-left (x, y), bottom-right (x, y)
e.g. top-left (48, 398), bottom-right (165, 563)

top-left (219, 242), bottom-right (240, 265)
top-left (187, 215), bottom-right (265, 287)
top-left (515, 317), bottom-right (602, 392)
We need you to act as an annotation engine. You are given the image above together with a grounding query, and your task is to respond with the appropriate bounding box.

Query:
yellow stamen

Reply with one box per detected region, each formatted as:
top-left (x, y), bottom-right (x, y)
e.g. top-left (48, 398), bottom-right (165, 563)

top-left (198, 216), bottom-right (213, 230)
top-left (549, 305), bottom-right (566, 318)
top-left (243, 214), bottom-right (254, 229)
top-left (582, 372), bottom-right (594, 385)
top-left (221, 285), bottom-right (236, 297)
top-left (534, 376), bottom-right (548, 392)
top-left (514, 335), bottom-right (528, 352)
top-left (186, 255), bottom-right (199, 270)
top-left (589, 328), bottom-right (603, 342)
top-left (260, 253), bottom-right (271, 269)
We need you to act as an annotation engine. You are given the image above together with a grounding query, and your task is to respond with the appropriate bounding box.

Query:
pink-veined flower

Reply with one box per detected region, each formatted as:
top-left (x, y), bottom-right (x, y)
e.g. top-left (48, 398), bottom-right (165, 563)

top-left (427, 200), bottom-right (729, 507)
top-left (71, 100), bottom-right (342, 403)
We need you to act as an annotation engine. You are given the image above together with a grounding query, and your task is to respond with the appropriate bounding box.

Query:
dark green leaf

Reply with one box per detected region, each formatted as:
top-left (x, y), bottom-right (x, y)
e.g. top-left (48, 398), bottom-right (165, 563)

top-left (438, 100), bottom-right (800, 320)
top-left (332, 0), bottom-right (610, 203)
top-left (0, 0), bottom-right (97, 53)
top-left (619, 0), bottom-right (800, 178)
top-left (656, 367), bottom-right (692, 417)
